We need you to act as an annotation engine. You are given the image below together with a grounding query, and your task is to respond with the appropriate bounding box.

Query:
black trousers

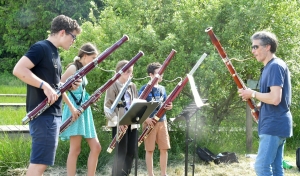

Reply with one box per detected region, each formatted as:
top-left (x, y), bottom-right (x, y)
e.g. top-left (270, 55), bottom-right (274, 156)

top-left (112, 126), bottom-right (138, 176)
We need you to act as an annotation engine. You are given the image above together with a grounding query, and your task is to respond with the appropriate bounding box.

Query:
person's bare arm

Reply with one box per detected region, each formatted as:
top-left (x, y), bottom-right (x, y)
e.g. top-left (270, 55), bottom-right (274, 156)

top-left (60, 65), bottom-right (82, 90)
top-left (255, 86), bottom-right (282, 105)
top-left (62, 92), bottom-right (80, 121)
top-left (13, 56), bottom-right (58, 104)
top-left (238, 86), bottom-right (282, 105)
top-left (61, 65), bottom-right (77, 83)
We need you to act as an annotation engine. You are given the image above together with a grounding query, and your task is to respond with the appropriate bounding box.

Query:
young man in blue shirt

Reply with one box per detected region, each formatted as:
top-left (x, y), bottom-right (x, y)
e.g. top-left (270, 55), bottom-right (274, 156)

top-left (139, 62), bottom-right (173, 176)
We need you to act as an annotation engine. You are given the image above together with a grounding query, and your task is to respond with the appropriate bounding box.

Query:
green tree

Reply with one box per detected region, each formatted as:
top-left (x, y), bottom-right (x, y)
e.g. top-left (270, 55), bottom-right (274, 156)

top-left (60, 0), bottom-right (300, 151)
top-left (0, 0), bottom-right (104, 73)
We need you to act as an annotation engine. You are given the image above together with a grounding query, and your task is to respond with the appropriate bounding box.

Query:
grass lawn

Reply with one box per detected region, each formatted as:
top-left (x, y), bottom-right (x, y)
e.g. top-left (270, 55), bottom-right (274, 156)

top-left (0, 107), bottom-right (26, 125)
top-left (0, 82), bottom-right (26, 125)
top-left (0, 86), bottom-right (26, 94)
top-left (6, 153), bottom-right (299, 176)
top-left (0, 96), bottom-right (26, 103)
top-left (1, 74), bottom-right (299, 176)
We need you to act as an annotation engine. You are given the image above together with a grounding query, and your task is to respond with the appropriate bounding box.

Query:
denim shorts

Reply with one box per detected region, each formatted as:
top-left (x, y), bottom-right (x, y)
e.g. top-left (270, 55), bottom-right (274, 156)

top-left (29, 115), bottom-right (61, 166)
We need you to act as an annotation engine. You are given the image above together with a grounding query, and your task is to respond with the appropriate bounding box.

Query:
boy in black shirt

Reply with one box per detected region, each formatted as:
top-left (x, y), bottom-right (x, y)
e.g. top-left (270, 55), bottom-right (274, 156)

top-left (13, 15), bottom-right (81, 176)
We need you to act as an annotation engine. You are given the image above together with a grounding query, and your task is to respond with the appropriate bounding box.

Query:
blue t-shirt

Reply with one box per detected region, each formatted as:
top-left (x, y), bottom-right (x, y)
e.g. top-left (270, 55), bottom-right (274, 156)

top-left (25, 40), bottom-right (62, 116)
top-left (258, 58), bottom-right (292, 137)
top-left (138, 85), bottom-right (167, 122)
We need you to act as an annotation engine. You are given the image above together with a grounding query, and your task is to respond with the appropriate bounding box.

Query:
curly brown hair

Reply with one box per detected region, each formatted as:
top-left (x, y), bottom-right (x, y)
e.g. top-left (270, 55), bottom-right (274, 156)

top-left (50, 15), bottom-right (81, 35)
top-left (147, 62), bottom-right (161, 75)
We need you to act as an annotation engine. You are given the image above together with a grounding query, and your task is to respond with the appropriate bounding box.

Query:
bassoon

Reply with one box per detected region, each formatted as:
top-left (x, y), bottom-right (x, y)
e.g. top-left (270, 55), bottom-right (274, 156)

top-left (138, 53), bottom-right (207, 146)
top-left (205, 27), bottom-right (259, 123)
top-left (60, 51), bottom-right (144, 133)
top-left (107, 49), bottom-right (177, 153)
top-left (22, 35), bottom-right (129, 125)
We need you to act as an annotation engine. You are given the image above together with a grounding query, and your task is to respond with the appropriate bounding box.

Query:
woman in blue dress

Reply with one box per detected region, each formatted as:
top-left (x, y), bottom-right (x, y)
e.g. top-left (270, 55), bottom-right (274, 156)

top-left (60, 43), bottom-right (101, 176)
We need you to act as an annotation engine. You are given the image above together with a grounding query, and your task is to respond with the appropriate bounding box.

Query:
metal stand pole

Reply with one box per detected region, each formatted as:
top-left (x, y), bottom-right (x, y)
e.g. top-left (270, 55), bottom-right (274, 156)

top-left (183, 113), bottom-right (193, 176)
top-left (191, 109), bottom-right (200, 176)
top-left (134, 121), bottom-right (138, 176)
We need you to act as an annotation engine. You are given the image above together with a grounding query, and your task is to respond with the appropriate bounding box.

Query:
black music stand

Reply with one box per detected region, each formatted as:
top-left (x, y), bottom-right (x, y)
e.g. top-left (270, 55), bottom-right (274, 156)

top-left (118, 100), bottom-right (160, 176)
top-left (173, 99), bottom-right (208, 176)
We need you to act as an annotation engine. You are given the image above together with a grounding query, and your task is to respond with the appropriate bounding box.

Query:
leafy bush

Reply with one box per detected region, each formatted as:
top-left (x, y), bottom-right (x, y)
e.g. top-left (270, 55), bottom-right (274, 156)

top-left (0, 58), bottom-right (18, 74)
top-left (0, 72), bottom-right (25, 87)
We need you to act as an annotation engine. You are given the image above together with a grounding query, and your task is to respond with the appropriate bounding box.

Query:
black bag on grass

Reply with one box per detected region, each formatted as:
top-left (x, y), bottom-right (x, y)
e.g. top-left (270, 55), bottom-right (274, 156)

top-left (196, 147), bottom-right (217, 163)
top-left (214, 152), bottom-right (239, 164)
top-left (197, 147), bottom-right (239, 164)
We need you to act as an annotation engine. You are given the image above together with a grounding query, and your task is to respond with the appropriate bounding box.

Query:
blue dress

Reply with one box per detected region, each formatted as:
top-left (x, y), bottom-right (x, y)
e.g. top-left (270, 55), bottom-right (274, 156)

top-left (60, 76), bottom-right (97, 141)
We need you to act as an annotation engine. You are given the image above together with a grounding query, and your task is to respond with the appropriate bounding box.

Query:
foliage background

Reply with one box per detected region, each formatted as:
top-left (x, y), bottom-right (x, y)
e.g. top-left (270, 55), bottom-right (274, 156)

top-left (59, 0), bottom-right (300, 150)
top-left (0, 0), bottom-right (299, 172)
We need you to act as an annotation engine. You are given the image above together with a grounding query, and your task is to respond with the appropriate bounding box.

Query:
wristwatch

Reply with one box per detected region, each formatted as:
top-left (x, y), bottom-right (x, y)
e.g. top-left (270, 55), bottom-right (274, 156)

top-left (251, 91), bottom-right (256, 98)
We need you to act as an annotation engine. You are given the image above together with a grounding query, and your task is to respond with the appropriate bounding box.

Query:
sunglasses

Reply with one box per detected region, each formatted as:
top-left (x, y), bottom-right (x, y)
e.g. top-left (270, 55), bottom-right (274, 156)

top-left (66, 31), bottom-right (76, 41)
top-left (251, 44), bottom-right (267, 50)
top-left (251, 45), bottom-right (260, 50)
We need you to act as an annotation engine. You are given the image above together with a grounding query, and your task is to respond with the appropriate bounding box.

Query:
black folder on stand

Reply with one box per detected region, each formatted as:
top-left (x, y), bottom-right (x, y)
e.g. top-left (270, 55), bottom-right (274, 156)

top-left (117, 99), bottom-right (159, 176)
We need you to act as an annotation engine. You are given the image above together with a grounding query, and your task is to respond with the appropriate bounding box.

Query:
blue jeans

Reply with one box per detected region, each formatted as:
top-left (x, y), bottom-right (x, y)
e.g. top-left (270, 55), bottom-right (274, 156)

top-left (254, 134), bottom-right (286, 176)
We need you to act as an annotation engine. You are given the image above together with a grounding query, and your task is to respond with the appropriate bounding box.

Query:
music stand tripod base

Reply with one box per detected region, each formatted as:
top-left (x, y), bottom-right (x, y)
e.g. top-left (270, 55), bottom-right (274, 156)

top-left (118, 100), bottom-right (160, 176)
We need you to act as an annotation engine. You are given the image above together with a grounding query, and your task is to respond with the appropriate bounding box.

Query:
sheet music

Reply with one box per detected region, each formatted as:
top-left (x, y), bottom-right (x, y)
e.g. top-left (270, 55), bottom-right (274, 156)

top-left (187, 74), bottom-right (204, 108)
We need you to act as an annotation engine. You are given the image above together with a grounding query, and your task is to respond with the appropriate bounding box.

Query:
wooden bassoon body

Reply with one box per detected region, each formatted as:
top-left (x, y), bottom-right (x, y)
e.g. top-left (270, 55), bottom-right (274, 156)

top-left (107, 49), bottom-right (176, 153)
top-left (137, 53), bottom-right (207, 146)
top-left (205, 27), bottom-right (259, 122)
top-left (22, 35), bottom-right (129, 125)
top-left (60, 51), bottom-right (144, 133)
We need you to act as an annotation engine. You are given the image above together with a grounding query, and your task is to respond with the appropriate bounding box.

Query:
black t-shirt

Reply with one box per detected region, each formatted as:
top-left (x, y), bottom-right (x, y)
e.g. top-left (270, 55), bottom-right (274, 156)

top-left (25, 40), bottom-right (62, 116)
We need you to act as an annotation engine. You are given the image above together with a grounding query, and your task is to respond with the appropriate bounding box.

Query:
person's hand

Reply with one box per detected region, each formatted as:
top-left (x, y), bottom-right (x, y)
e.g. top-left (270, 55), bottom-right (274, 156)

top-left (42, 82), bottom-right (59, 105)
top-left (145, 117), bottom-right (156, 127)
top-left (238, 88), bottom-right (253, 101)
top-left (70, 79), bottom-right (82, 90)
top-left (165, 102), bottom-right (173, 110)
top-left (70, 106), bottom-right (81, 121)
